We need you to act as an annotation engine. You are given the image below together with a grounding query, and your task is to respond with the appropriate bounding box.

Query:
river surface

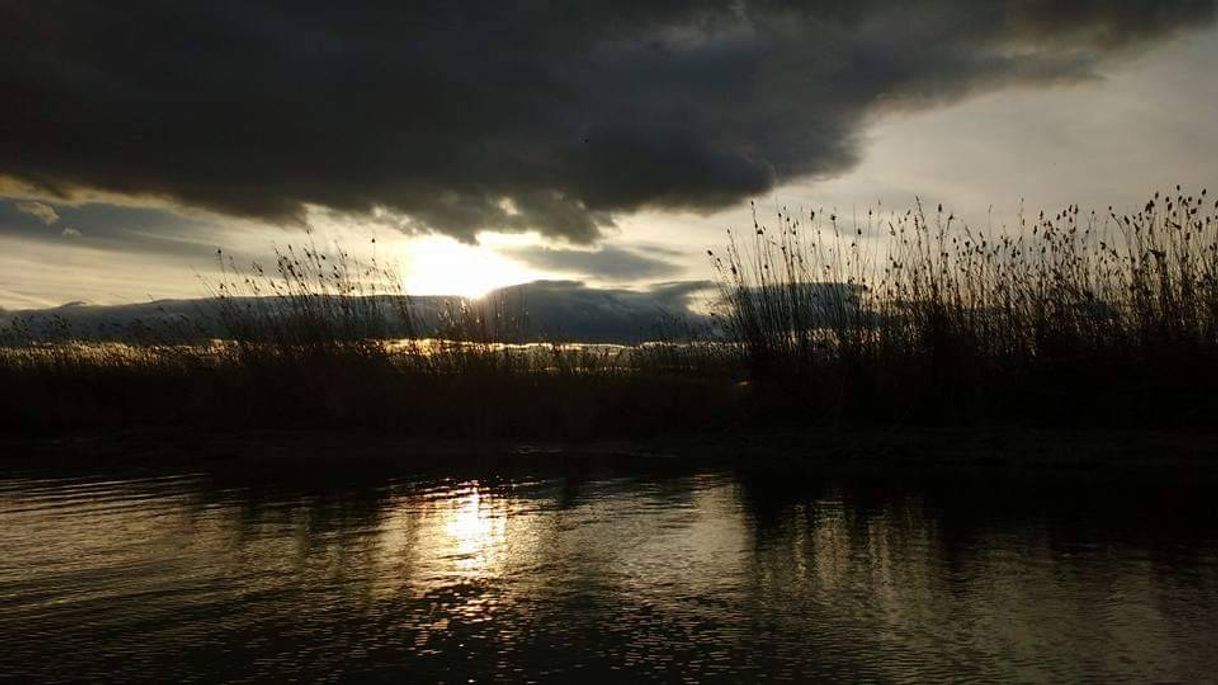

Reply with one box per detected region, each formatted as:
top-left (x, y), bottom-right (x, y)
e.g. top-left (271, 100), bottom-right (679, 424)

top-left (2, 451), bottom-right (1217, 682)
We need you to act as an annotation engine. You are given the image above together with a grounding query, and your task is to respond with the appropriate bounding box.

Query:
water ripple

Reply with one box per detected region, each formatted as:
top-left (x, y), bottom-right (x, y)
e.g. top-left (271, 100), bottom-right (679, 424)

top-left (1, 464), bottom-right (1216, 681)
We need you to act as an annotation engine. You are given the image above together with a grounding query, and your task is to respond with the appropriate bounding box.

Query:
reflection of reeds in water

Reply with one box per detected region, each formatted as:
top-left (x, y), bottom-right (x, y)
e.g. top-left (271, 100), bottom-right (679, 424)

top-left (3, 190), bottom-right (1218, 435)
top-left (5, 469), bottom-right (1211, 681)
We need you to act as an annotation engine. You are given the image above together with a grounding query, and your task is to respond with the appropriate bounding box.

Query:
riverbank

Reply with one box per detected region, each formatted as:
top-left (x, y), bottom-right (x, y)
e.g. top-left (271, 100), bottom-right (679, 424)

top-left (5, 426), bottom-right (1217, 476)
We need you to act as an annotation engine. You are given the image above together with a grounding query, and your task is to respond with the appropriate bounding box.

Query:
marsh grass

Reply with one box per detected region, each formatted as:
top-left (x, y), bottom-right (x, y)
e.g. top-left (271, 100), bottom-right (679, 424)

top-left (0, 239), bottom-right (739, 437)
top-left (3, 189), bottom-right (1217, 438)
top-left (712, 188), bottom-right (1218, 425)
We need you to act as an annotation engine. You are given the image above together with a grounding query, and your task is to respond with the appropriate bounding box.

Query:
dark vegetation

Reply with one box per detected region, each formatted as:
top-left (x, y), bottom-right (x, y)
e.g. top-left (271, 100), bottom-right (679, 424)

top-left (3, 189), bottom-right (1217, 438)
top-left (713, 188), bottom-right (1218, 428)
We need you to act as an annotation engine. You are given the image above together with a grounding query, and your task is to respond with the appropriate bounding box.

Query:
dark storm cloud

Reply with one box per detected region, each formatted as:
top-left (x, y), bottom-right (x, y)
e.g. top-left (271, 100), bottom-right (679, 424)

top-left (504, 245), bottom-right (685, 280)
top-left (1, 1), bottom-right (1213, 242)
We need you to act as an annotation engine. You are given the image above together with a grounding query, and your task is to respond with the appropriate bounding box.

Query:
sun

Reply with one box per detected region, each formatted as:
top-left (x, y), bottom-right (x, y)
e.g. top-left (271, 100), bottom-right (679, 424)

top-left (401, 235), bottom-right (538, 298)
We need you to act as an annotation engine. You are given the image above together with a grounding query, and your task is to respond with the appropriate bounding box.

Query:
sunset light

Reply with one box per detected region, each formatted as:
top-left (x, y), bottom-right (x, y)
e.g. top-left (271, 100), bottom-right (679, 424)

top-left (5, 2), bottom-right (1218, 681)
top-left (400, 235), bottom-right (539, 298)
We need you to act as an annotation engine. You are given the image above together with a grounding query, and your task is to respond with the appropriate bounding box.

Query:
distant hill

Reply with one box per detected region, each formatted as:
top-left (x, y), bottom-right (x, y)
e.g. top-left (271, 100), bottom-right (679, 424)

top-left (0, 280), bottom-right (718, 344)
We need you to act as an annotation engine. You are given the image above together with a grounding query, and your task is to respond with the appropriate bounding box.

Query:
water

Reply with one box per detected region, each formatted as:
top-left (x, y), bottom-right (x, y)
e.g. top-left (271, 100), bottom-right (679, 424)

top-left (2, 454), bottom-right (1217, 682)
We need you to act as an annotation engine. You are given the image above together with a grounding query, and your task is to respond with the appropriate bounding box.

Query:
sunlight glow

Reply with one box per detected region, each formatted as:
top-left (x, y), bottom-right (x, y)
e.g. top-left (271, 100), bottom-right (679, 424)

top-left (401, 235), bottom-right (539, 298)
top-left (444, 489), bottom-right (507, 573)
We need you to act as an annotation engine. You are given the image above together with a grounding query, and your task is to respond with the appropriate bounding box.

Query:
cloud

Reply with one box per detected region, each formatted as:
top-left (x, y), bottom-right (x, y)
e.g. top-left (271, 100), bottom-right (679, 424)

top-left (0, 2), bottom-right (1212, 242)
top-left (504, 245), bottom-right (684, 280)
top-left (60, 227), bottom-right (82, 238)
top-left (15, 201), bottom-right (59, 225)
top-left (0, 200), bottom-right (263, 262)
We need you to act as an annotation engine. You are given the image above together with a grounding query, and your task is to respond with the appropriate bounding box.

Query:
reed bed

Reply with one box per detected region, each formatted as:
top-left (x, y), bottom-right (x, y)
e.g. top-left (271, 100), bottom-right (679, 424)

top-left (0, 241), bottom-right (737, 437)
top-left (3, 189), bottom-right (1216, 437)
top-left (712, 188), bottom-right (1218, 425)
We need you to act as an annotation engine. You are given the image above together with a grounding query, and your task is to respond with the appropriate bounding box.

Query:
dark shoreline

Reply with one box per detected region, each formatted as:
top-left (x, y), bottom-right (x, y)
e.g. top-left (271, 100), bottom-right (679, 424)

top-left (5, 426), bottom-right (1217, 476)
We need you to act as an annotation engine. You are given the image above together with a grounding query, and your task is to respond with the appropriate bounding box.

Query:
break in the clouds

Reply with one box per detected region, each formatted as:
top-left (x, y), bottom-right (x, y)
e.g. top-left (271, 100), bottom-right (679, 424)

top-left (1, 1), bottom-right (1214, 243)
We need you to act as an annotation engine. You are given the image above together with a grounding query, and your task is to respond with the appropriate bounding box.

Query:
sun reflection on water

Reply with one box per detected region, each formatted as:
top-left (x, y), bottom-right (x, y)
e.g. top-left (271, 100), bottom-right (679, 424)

top-left (2, 470), bottom-right (1216, 681)
top-left (444, 488), bottom-right (508, 573)
top-left (370, 482), bottom-right (535, 601)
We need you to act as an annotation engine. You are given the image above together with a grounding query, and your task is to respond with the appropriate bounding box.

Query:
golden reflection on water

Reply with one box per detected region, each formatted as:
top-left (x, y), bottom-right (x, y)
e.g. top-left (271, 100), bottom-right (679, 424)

top-left (443, 488), bottom-right (508, 573)
top-left (1, 470), bottom-right (1216, 682)
top-left (370, 481), bottom-right (540, 611)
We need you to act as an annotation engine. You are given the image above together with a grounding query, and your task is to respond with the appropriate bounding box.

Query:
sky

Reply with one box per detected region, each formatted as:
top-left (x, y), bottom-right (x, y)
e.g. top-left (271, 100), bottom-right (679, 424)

top-left (2, 1), bottom-right (1217, 310)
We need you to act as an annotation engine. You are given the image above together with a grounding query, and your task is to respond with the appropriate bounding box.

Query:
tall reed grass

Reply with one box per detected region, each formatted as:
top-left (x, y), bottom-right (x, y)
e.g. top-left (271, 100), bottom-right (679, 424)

top-left (711, 188), bottom-right (1218, 425)
top-left (1, 238), bottom-right (737, 437)
top-left (3, 189), bottom-right (1216, 437)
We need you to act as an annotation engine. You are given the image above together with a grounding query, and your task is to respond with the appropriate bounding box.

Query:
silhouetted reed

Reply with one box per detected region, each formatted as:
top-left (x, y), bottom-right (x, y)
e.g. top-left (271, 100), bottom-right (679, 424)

top-left (710, 189), bottom-right (1218, 425)
top-left (0, 239), bottom-right (737, 437)
top-left (3, 189), bottom-right (1216, 438)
